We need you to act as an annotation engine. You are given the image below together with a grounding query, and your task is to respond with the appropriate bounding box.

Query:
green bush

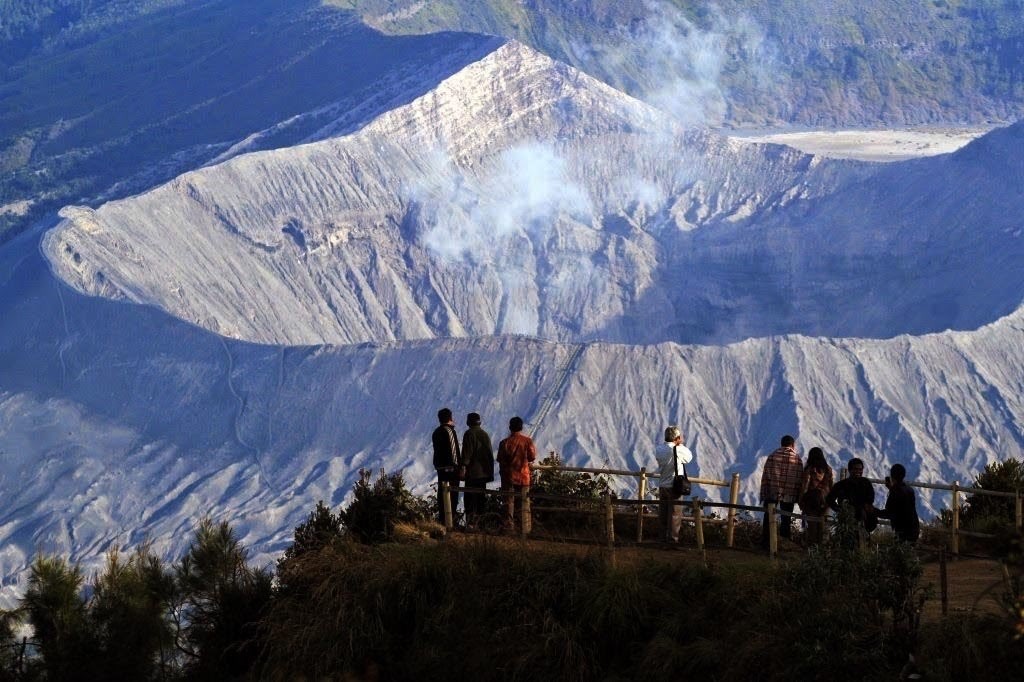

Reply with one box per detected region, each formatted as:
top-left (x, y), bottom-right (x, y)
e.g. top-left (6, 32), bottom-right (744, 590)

top-left (339, 468), bottom-right (433, 544)
top-left (963, 458), bottom-right (1023, 527)
top-left (280, 499), bottom-right (343, 562)
top-left (530, 453), bottom-right (611, 534)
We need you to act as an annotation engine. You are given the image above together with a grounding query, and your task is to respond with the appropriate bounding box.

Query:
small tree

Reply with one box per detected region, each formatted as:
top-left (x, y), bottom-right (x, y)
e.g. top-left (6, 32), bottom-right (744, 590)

top-left (0, 608), bottom-right (26, 681)
top-left (21, 555), bottom-right (95, 681)
top-left (90, 545), bottom-right (177, 681)
top-left (281, 500), bottom-right (343, 563)
top-left (339, 468), bottom-right (432, 544)
top-left (174, 518), bottom-right (272, 681)
top-left (963, 458), bottom-right (1023, 527)
top-left (276, 501), bottom-right (345, 596)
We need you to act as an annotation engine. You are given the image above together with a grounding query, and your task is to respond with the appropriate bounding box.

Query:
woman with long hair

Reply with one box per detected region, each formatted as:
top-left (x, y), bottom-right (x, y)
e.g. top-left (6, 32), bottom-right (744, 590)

top-left (798, 446), bottom-right (834, 545)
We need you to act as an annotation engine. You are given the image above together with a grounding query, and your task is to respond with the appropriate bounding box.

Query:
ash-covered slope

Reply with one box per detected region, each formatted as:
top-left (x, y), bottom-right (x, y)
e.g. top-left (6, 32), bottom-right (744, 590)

top-left (5, 216), bottom-right (1024, 599)
top-left (44, 42), bottom-right (1024, 348)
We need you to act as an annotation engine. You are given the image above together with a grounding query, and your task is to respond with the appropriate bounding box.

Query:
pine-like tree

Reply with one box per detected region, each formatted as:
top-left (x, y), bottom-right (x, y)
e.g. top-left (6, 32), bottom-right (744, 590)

top-left (174, 518), bottom-right (272, 681)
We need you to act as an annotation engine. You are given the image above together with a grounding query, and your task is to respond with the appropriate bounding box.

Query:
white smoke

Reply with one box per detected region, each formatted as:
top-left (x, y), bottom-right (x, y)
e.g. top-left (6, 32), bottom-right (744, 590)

top-left (413, 142), bottom-right (593, 263)
top-left (404, 2), bottom-right (776, 338)
top-left (569, 1), bottom-right (772, 127)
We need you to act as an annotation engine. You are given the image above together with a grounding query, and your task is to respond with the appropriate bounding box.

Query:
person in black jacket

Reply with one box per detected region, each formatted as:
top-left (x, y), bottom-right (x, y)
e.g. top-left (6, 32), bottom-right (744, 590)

top-left (432, 407), bottom-right (462, 525)
top-left (825, 457), bottom-right (877, 545)
top-left (461, 412), bottom-right (494, 530)
top-left (876, 463), bottom-right (920, 543)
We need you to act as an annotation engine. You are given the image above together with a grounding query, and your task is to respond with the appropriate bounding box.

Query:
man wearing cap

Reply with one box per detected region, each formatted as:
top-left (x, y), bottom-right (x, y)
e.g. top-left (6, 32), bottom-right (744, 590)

top-left (497, 416), bottom-right (536, 531)
top-left (658, 425), bottom-right (694, 544)
top-left (461, 412), bottom-right (495, 530)
top-left (432, 407), bottom-right (462, 525)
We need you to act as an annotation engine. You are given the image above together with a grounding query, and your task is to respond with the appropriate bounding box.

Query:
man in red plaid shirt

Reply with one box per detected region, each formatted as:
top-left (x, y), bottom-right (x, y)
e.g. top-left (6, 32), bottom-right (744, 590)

top-left (759, 434), bottom-right (804, 547)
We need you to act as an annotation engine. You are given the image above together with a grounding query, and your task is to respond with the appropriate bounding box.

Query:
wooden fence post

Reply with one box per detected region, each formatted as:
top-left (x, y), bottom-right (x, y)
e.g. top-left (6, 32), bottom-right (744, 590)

top-left (951, 481), bottom-right (960, 556)
top-left (939, 547), bottom-right (948, 616)
top-left (605, 491), bottom-right (615, 549)
top-left (768, 502), bottom-right (778, 560)
top-left (521, 487), bottom-right (532, 537)
top-left (694, 498), bottom-right (707, 565)
top-left (441, 481), bottom-right (453, 530)
top-left (637, 467), bottom-right (647, 542)
top-left (726, 473), bottom-right (740, 548)
top-left (1015, 489), bottom-right (1022, 533)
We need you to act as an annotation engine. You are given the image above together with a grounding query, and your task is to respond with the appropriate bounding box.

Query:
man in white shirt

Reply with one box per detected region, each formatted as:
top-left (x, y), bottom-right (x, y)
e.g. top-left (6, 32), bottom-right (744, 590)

top-left (658, 425), bottom-right (694, 543)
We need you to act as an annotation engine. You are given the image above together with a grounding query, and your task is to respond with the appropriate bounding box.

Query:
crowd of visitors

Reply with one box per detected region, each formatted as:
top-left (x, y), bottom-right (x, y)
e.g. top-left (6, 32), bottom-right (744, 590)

top-left (755, 434), bottom-right (920, 547)
top-left (656, 429), bottom-right (921, 547)
top-left (434, 408), bottom-right (921, 546)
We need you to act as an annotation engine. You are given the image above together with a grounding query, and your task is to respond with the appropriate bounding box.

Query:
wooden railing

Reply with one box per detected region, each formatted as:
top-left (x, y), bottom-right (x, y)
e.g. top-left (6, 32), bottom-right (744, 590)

top-left (440, 464), bottom-right (1023, 560)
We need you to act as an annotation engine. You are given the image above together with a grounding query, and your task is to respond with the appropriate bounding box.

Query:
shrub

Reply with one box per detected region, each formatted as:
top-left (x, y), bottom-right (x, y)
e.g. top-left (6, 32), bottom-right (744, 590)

top-left (532, 453), bottom-right (611, 502)
top-left (530, 453), bottom-right (611, 534)
top-left (280, 500), bottom-right (343, 562)
top-left (338, 468), bottom-right (433, 544)
top-left (963, 457), bottom-right (1022, 526)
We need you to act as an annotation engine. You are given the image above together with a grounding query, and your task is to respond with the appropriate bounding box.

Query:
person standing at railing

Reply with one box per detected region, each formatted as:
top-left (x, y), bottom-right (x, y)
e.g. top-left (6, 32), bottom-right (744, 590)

top-left (432, 407), bottom-right (462, 525)
top-left (825, 457), bottom-right (877, 545)
top-left (875, 463), bottom-right (920, 543)
top-left (497, 416), bottom-right (536, 532)
top-left (759, 435), bottom-right (804, 548)
top-left (658, 426), bottom-right (694, 544)
top-left (461, 412), bottom-right (495, 531)
top-left (798, 447), bottom-right (834, 546)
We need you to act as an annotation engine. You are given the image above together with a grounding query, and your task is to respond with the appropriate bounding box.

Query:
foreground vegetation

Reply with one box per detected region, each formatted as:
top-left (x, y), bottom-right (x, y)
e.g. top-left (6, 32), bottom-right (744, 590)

top-left (2, 465), bottom-right (1022, 681)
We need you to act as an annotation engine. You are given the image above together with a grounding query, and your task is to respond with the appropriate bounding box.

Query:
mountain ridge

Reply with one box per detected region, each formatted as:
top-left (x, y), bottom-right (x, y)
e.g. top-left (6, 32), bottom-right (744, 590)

top-left (42, 44), bottom-right (1024, 350)
top-left (1, 5), bottom-right (1023, 603)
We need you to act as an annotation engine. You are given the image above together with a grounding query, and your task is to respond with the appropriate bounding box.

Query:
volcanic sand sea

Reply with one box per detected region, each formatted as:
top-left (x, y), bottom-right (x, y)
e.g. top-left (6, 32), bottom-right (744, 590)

top-left (728, 127), bottom-right (994, 162)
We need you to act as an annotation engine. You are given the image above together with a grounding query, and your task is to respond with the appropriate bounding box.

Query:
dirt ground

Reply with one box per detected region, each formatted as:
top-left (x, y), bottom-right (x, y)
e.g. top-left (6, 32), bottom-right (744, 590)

top-left (919, 556), bottom-right (1008, 620)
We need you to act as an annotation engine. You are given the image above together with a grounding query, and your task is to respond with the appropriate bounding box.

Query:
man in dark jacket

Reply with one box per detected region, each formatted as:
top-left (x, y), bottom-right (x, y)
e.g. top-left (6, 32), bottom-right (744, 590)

top-left (432, 407), bottom-right (462, 525)
top-left (876, 463), bottom-right (920, 543)
top-left (826, 457), bottom-right (877, 545)
top-left (461, 412), bottom-right (494, 530)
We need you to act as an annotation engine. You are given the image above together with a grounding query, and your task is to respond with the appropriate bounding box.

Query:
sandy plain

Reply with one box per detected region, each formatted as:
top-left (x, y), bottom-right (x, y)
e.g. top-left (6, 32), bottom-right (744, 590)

top-left (730, 127), bottom-right (994, 162)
